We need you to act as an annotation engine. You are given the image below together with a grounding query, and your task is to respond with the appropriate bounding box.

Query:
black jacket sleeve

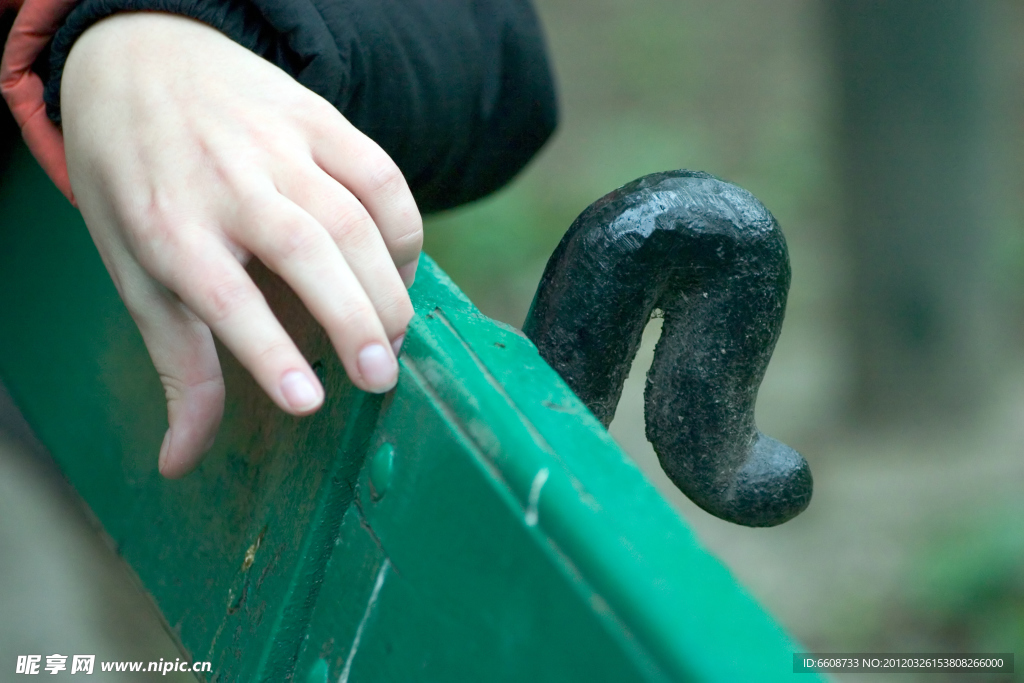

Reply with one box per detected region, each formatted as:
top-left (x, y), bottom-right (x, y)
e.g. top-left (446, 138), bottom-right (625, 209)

top-left (42, 0), bottom-right (558, 212)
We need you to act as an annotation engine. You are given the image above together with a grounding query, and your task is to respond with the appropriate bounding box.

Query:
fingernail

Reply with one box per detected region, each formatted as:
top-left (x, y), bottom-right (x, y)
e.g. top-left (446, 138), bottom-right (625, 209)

top-left (281, 370), bottom-right (321, 411)
top-left (158, 429), bottom-right (172, 471)
top-left (391, 334), bottom-right (405, 357)
top-left (358, 344), bottom-right (398, 392)
top-left (398, 261), bottom-right (418, 288)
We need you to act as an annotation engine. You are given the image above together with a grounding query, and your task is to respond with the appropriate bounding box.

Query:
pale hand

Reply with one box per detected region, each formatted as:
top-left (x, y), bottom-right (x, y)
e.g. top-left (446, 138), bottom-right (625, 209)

top-left (61, 12), bottom-right (422, 477)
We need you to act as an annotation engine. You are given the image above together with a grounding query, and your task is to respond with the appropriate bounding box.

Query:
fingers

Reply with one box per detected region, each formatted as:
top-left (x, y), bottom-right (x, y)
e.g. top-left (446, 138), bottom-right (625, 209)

top-left (153, 230), bottom-right (329, 411)
top-left (308, 119), bottom-right (423, 285)
top-left (120, 273), bottom-right (226, 478)
top-left (274, 164), bottom-right (415, 344)
top-left (236, 193), bottom-right (402, 393)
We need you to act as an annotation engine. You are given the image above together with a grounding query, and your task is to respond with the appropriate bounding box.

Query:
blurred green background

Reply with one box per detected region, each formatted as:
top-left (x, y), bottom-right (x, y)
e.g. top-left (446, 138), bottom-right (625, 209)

top-left (2, 0), bottom-right (1022, 681)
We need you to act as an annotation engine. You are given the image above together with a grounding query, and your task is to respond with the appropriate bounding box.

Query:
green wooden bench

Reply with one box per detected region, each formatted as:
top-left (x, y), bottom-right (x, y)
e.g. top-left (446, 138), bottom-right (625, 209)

top-left (0, 140), bottom-right (819, 682)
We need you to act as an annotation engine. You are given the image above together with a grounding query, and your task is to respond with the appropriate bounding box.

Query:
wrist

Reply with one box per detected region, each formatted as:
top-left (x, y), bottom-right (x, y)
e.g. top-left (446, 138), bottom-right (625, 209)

top-left (60, 13), bottom-right (232, 125)
top-left (67, 12), bottom-right (217, 72)
top-left (63, 13), bottom-right (240, 119)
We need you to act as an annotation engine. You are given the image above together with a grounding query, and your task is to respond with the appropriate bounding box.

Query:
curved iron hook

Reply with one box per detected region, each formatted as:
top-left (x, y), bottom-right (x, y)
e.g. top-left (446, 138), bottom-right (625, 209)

top-left (523, 170), bottom-right (812, 527)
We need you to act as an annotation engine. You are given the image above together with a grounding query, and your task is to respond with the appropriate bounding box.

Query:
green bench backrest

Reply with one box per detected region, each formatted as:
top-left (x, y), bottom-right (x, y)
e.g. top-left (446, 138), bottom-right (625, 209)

top-left (0, 142), bottom-right (817, 682)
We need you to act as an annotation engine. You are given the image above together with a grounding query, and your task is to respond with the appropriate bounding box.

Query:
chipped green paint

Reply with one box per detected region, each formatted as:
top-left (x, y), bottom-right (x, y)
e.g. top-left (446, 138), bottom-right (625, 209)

top-left (0, 142), bottom-right (819, 682)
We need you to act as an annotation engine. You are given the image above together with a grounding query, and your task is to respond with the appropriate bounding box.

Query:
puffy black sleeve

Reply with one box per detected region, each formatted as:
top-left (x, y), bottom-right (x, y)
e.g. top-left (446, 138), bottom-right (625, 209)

top-left (42, 0), bottom-right (558, 212)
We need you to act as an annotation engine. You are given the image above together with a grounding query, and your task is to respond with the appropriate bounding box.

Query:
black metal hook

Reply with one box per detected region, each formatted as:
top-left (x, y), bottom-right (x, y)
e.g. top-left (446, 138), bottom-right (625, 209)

top-left (523, 170), bottom-right (812, 527)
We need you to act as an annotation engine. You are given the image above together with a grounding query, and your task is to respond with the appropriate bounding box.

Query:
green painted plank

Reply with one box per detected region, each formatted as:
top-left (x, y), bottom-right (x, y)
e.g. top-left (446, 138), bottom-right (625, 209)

top-left (295, 349), bottom-right (666, 682)
top-left (0, 142), bottom-right (817, 682)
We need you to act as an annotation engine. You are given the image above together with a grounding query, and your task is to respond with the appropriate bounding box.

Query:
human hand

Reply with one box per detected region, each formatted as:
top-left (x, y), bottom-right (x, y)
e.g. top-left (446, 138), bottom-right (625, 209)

top-left (60, 12), bottom-right (422, 478)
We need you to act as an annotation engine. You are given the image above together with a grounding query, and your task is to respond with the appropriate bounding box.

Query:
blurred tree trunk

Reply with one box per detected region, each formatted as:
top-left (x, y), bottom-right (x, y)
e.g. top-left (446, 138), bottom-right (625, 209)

top-left (830, 0), bottom-right (996, 426)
